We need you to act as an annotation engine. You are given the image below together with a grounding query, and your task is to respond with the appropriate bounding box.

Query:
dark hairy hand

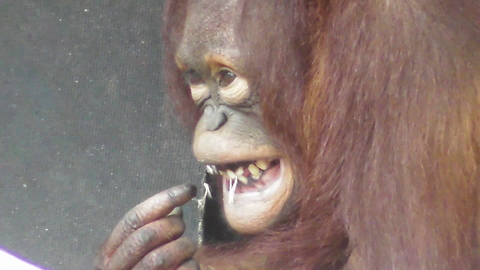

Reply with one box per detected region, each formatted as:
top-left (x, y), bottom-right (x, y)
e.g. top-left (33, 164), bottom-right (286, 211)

top-left (94, 185), bottom-right (201, 270)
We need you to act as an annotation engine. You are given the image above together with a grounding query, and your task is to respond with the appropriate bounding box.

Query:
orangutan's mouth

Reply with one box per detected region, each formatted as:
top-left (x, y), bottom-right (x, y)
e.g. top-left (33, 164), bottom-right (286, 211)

top-left (206, 159), bottom-right (282, 202)
top-left (206, 158), bottom-right (291, 234)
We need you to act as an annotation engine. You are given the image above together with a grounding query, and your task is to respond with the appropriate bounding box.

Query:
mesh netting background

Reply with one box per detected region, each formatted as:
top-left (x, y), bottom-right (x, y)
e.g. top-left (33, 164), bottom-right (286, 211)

top-left (0, 1), bottom-right (203, 269)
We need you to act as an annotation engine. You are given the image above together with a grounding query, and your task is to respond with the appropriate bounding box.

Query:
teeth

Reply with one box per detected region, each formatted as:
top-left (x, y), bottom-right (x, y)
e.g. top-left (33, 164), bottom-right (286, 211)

top-left (238, 175), bottom-right (248, 185)
top-left (235, 167), bottom-right (244, 176)
top-left (255, 160), bottom-right (268, 170)
top-left (248, 164), bottom-right (261, 178)
top-left (215, 160), bottom-right (270, 185)
top-left (252, 172), bottom-right (262, 180)
top-left (227, 170), bottom-right (236, 179)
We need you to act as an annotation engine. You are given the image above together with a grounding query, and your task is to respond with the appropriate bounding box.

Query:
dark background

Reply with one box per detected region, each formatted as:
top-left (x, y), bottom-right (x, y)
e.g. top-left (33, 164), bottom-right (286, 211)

top-left (0, 1), bottom-right (204, 269)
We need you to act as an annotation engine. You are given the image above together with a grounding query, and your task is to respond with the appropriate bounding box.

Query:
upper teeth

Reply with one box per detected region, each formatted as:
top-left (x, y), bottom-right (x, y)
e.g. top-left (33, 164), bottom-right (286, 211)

top-left (235, 167), bottom-right (244, 176)
top-left (248, 164), bottom-right (260, 178)
top-left (226, 170), bottom-right (236, 179)
top-left (205, 159), bottom-right (270, 182)
top-left (255, 160), bottom-right (268, 170)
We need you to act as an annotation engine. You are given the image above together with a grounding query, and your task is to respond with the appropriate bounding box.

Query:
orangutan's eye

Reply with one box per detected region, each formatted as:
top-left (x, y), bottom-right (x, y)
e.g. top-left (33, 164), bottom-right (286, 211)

top-left (185, 70), bottom-right (209, 104)
top-left (185, 70), bottom-right (205, 86)
top-left (217, 70), bottom-right (249, 105)
top-left (218, 69), bottom-right (237, 87)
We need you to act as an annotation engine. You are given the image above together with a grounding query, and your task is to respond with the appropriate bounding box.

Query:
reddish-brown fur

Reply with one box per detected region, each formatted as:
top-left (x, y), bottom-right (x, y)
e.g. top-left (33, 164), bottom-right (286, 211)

top-left (164, 0), bottom-right (480, 269)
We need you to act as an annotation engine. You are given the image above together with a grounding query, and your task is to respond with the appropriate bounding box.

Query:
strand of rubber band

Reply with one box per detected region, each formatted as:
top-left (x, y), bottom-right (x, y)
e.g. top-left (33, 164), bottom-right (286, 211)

top-left (228, 176), bottom-right (238, 204)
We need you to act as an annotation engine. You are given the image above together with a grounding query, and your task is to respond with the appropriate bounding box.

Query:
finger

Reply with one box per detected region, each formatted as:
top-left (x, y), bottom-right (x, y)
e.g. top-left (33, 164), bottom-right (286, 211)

top-left (103, 185), bottom-right (197, 259)
top-left (105, 216), bottom-right (186, 270)
top-left (132, 237), bottom-right (197, 270)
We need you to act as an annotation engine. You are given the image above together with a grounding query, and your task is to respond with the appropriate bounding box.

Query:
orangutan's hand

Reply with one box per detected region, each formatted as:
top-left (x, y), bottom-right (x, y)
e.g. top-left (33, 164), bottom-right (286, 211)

top-left (94, 185), bottom-right (200, 270)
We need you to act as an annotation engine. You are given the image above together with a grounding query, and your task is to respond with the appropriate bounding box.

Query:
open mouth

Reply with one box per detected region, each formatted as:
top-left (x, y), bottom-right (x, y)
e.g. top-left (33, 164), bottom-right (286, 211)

top-left (206, 158), bottom-right (282, 203)
top-left (204, 157), bottom-right (292, 234)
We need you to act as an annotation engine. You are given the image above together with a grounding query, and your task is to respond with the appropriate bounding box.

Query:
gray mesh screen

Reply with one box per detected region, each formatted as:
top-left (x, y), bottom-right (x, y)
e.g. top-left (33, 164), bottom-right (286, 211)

top-left (0, 1), bottom-right (203, 269)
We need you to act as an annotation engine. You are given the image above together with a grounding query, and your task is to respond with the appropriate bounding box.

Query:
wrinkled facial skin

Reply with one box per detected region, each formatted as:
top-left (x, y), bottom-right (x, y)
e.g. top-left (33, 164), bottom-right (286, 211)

top-left (175, 0), bottom-right (294, 235)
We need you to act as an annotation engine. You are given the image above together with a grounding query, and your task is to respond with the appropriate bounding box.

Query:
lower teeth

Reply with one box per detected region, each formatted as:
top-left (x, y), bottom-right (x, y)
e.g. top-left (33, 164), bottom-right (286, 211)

top-left (238, 175), bottom-right (248, 185)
